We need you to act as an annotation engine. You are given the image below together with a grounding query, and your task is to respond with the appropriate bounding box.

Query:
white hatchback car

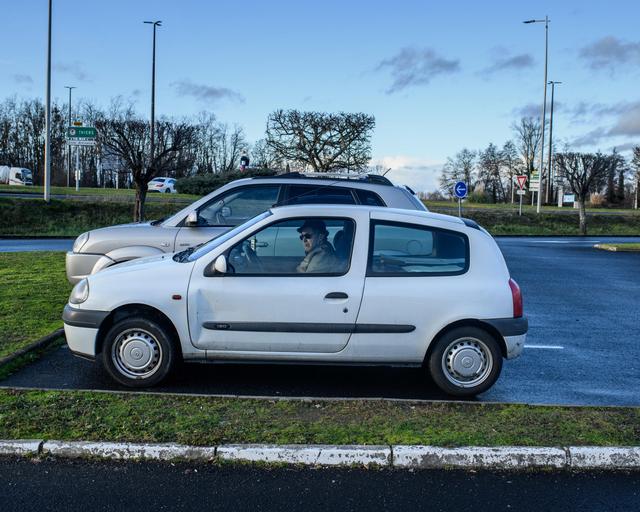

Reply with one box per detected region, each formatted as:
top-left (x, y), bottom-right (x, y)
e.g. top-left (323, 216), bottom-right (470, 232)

top-left (63, 205), bottom-right (527, 397)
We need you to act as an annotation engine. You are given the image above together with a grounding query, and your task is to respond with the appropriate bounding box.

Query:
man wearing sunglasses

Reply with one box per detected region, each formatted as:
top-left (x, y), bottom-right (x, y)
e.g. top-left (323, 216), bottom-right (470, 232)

top-left (296, 219), bottom-right (338, 273)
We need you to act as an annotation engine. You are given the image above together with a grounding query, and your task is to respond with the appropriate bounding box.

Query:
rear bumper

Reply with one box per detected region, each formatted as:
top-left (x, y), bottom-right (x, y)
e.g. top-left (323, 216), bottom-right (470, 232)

top-left (484, 317), bottom-right (528, 360)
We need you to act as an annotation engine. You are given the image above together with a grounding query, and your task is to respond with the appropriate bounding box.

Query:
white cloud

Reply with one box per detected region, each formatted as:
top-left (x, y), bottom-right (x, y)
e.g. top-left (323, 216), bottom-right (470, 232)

top-left (373, 155), bottom-right (443, 193)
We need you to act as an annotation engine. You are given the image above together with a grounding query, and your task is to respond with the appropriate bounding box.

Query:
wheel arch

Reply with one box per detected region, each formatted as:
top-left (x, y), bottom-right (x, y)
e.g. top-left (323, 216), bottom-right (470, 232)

top-left (423, 319), bottom-right (507, 365)
top-left (96, 303), bottom-right (183, 360)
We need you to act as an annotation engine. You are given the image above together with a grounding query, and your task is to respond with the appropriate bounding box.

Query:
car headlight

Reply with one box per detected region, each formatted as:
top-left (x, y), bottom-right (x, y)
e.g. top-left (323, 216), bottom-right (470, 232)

top-left (73, 232), bottom-right (90, 252)
top-left (69, 279), bottom-right (89, 304)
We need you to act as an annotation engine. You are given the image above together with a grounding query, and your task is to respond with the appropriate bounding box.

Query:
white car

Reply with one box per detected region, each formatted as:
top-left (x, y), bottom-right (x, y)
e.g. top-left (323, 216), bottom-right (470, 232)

top-left (62, 205), bottom-right (527, 397)
top-left (148, 177), bottom-right (177, 193)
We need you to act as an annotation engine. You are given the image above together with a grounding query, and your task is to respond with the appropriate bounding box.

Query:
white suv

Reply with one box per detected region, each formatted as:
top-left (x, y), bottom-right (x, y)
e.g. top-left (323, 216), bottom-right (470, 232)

top-left (63, 205), bottom-right (526, 397)
top-left (66, 173), bottom-right (426, 284)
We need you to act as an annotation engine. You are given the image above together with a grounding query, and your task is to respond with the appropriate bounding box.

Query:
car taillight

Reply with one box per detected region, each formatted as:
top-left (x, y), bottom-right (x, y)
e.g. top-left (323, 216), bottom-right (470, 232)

top-left (509, 278), bottom-right (523, 318)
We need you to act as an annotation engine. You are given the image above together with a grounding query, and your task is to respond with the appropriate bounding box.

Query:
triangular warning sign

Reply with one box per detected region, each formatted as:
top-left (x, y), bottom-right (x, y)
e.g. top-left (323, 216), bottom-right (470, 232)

top-left (516, 175), bottom-right (527, 190)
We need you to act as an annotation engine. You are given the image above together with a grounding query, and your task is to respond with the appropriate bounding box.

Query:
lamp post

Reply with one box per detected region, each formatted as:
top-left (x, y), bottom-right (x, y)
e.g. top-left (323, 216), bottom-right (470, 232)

top-left (64, 85), bottom-right (76, 188)
top-left (44, 0), bottom-right (53, 202)
top-left (547, 81), bottom-right (561, 206)
top-left (523, 16), bottom-right (550, 213)
top-left (143, 20), bottom-right (161, 173)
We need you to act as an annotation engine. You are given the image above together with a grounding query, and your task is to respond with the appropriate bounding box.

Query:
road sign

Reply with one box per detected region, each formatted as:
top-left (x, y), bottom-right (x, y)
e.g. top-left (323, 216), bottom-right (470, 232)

top-left (454, 181), bottom-right (467, 199)
top-left (67, 139), bottom-right (96, 147)
top-left (516, 190), bottom-right (526, 195)
top-left (529, 171), bottom-right (540, 192)
top-left (516, 175), bottom-right (527, 190)
top-left (67, 127), bottom-right (96, 138)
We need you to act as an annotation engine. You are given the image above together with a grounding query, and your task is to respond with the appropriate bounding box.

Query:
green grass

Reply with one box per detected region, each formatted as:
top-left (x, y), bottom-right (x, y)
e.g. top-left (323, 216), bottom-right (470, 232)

top-left (0, 389), bottom-right (637, 446)
top-left (0, 252), bottom-right (71, 359)
top-left (425, 200), bottom-right (640, 215)
top-left (0, 184), bottom-right (199, 201)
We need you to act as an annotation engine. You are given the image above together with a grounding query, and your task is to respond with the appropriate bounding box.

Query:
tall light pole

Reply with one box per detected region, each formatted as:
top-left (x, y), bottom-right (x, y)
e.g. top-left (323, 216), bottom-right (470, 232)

top-left (64, 85), bottom-right (76, 188)
top-left (144, 20), bottom-right (161, 175)
top-left (547, 81), bottom-right (561, 206)
top-left (524, 16), bottom-right (550, 213)
top-left (44, 0), bottom-right (53, 202)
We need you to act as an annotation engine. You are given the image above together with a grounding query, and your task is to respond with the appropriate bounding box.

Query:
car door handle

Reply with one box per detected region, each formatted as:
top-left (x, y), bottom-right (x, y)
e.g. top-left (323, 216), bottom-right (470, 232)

top-left (325, 292), bottom-right (348, 299)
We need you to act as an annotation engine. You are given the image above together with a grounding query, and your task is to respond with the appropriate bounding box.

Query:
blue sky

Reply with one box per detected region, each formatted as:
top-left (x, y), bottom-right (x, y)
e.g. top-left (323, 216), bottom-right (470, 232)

top-left (2, 0), bottom-right (639, 191)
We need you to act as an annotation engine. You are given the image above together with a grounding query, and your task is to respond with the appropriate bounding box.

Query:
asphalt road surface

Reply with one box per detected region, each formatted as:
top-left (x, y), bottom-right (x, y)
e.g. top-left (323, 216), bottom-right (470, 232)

top-left (1, 237), bottom-right (639, 406)
top-left (0, 457), bottom-right (638, 512)
top-left (0, 238), bottom-right (74, 252)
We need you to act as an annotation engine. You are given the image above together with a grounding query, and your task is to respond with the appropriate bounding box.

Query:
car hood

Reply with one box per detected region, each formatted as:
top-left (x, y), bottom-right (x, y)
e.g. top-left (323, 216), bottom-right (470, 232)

top-left (81, 221), bottom-right (178, 255)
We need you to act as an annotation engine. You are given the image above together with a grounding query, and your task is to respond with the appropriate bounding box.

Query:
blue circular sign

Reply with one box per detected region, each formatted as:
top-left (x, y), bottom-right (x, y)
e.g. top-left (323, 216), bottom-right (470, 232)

top-left (454, 181), bottom-right (467, 198)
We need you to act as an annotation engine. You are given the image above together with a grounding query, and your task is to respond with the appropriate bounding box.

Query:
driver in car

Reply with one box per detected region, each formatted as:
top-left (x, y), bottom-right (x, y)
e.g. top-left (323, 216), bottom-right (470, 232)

top-left (296, 219), bottom-right (338, 273)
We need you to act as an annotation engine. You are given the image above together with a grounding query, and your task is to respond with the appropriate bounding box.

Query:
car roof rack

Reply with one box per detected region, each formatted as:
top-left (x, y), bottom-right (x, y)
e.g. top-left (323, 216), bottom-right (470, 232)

top-left (251, 171), bottom-right (394, 186)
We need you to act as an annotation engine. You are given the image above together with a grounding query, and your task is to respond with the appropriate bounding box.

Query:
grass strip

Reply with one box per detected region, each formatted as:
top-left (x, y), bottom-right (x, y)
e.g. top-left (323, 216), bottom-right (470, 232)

top-left (594, 243), bottom-right (640, 252)
top-left (0, 252), bottom-right (70, 358)
top-left (0, 389), bottom-right (637, 447)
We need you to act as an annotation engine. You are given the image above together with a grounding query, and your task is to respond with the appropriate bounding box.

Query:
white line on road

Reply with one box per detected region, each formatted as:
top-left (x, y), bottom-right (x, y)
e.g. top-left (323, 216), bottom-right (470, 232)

top-left (524, 345), bottom-right (564, 349)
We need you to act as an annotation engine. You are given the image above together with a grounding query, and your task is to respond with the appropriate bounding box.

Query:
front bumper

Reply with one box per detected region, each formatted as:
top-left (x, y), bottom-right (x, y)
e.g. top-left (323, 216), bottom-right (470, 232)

top-left (65, 252), bottom-right (103, 284)
top-left (62, 305), bottom-right (110, 358)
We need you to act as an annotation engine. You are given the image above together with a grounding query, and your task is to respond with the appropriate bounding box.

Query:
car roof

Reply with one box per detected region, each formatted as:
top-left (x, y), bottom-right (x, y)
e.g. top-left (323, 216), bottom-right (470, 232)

top-left (270, 204), bottom-right (465, 227)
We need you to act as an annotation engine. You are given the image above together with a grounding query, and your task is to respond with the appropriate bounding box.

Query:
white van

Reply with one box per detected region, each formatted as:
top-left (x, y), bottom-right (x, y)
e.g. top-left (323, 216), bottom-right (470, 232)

top-left (0, 166), bottom-right (34, 186)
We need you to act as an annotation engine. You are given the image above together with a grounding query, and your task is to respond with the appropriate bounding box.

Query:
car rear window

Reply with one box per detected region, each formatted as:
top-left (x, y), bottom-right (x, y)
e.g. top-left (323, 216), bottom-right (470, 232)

top-left (368, 221), bottom-right (469, 276)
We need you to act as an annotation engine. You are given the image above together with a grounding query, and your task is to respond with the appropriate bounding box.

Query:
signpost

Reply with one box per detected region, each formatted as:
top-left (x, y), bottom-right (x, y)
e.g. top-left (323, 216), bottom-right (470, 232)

top-left (66, 126), bottom-right (97, 190)
top-left (515, 175), bottom-right (527, 216)
top-left (454, 181), bottom-right (467, 217)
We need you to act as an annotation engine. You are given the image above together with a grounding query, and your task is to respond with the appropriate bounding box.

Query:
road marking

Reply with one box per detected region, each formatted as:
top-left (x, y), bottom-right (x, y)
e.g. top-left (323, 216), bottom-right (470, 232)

top-left (524, 344), bottom-right (564, 349)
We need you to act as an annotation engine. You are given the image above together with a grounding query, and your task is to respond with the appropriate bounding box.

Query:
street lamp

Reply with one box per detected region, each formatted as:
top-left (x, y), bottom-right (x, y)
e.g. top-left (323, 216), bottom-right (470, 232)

top-left (547, 81), bottom-right (562, 207)
top-left (144, 20), bottom-right (162, 173)
top-left (44, 0), bottom-right (53, 202)
top-left (523, 16), bottom-right (550, 213)
top-left (64, 85), bottom-right (76, 188)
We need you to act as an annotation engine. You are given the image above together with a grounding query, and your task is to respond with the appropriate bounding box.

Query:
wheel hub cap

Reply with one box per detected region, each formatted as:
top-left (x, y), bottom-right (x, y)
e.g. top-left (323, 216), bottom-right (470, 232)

top-left (442, 337), bottom-right (493, 387)
top-left (112, 329), bottom-right (162, 379)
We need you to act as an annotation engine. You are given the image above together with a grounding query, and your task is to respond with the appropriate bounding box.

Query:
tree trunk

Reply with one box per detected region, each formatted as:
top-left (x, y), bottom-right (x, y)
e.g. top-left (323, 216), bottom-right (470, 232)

top-left (578, 198), bottom-right (587, 235)
top-left (134, 183), bottom-right (148, 222)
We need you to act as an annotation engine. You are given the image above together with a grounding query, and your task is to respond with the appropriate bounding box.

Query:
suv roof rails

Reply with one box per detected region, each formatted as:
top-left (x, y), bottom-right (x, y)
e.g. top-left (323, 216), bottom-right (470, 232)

top-left (251, 171), bottom-right (393, 186)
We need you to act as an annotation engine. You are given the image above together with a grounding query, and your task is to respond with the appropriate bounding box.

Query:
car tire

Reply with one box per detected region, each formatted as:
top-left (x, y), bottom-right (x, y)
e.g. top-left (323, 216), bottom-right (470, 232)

top-left (164, 188), bottom-right (171, 193)
top-left (101, 317), bottom-right (177, 388)
top-left (428, 326), bottom-right (503, 397)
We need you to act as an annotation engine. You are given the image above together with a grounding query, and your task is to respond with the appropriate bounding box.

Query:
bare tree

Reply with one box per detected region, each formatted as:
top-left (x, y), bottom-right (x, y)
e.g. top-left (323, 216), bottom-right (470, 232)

top-left (512, 117), bottom-right (541, 181)
top-left (477, 143), bottom-right (506, 203)
top-left (266, 109), bottom-right (375, 172)
top-left (501, 140), bottom-right (520, 203)
top-left (554, 152), bottom-right (614, 234)
top-left (96, 104), bottom-right (196, 221)
top-left (439, 148), bottom-right (476, 197)
top-left (251, 138), bottom-right (282, 170)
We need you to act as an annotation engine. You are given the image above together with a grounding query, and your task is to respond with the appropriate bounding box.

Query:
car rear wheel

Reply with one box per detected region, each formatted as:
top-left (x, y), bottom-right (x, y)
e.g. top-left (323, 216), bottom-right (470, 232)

top-left (428, 326), bottom-right (502, 397)
top-left (101, 317), bottom-right (176, 388)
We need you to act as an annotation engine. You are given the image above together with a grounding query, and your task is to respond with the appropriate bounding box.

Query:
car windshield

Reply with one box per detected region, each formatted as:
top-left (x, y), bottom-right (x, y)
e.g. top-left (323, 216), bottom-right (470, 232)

top-left (151, 178), bottom-right (165, 183)
top-left (184, 210), bottom-right (273, 262)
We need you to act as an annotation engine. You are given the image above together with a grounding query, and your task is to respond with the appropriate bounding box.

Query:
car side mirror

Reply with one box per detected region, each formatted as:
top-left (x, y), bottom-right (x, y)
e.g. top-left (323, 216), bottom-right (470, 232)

top-left (204, 255), bottom-right (228, 277)
top-left (185, 211), bottom-right (199, 227)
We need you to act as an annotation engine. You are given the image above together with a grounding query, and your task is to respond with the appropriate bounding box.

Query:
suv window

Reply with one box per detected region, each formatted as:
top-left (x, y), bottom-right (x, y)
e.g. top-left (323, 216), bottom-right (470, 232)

top-left (368, 221), bottom-right (468, 276)
top-left (227, 217), bottom-right (355, 275)
top-left (355, 189), bottom-right (385, 206)
top-left (285, 185), bottom-right (356, 205)
top-left (198, 185), bottom-right (280, 226)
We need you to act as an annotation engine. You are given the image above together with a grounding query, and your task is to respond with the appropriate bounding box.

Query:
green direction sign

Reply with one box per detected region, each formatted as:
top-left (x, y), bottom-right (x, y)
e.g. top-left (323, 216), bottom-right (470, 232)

top-left (67, 127), bottom-right (97, 138)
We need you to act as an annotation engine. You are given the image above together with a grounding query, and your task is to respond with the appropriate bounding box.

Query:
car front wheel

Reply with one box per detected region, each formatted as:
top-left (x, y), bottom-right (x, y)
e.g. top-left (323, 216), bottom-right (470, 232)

top-left (101, 317), bottom-right (176, 388)
top-left (428, 327), bottom-right (503, 397)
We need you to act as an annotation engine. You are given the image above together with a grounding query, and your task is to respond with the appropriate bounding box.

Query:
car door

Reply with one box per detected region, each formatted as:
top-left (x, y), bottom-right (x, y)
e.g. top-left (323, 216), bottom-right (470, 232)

top-left (174, 184), bottom-right (282, 251)
top-left (187, 213), bottom-right (367, 354)
top-left (352, 212), bottom-right (471, 362)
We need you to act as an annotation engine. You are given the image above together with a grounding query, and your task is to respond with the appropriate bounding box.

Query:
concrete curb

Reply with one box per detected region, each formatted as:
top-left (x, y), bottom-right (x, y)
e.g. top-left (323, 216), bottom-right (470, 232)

top-left (0, 329), bottom-right (64, 368)
top-left (1, 440), bottom-right (638, 470)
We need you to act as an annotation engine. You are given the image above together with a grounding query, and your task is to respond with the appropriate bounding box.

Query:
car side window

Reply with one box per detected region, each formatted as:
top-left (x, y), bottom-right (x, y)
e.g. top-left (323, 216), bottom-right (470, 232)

top-left (226, 217), bottom-right (355, 275)
top-left (197, 186), bottom-right (280, 226)
top-left (285, 185), bottom-right (356, 205)
top-left (355, 189), bottom-right (385, 206)
top-left (368, 221), bottom-right (468, 276)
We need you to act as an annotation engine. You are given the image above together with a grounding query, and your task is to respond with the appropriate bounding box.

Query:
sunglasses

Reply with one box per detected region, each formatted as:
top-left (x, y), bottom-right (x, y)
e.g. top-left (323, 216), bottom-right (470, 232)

top-left (299, 233), bottom-right (314, 240)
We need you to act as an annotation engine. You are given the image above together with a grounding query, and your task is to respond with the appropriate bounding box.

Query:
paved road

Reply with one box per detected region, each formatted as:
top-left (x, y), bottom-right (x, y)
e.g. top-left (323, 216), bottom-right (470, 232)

top-left (1, 237), bottom-right (640, 406)
top-left (0, 238), bottom-right (74, 252)
top-left (0, 457), bottom-right (638, 512)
